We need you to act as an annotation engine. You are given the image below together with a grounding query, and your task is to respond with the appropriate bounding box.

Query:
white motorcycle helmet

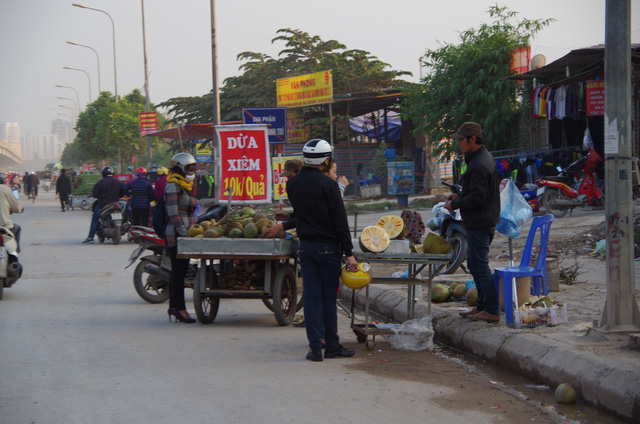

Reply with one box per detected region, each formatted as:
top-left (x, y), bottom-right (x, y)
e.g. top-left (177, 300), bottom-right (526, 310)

top-left (170, 152), bottom-right (196, 174)
top-left (302, 139), bottom-right (333, 165)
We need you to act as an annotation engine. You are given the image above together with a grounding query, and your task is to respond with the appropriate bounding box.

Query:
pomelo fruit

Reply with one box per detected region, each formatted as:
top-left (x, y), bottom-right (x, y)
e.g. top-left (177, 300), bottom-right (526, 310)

top-left (431, 283), bottom-right (450, 303)
top-left (555, 383), bottom-right (577, 405)
top-left (466, 287), bottom-right (478, 306)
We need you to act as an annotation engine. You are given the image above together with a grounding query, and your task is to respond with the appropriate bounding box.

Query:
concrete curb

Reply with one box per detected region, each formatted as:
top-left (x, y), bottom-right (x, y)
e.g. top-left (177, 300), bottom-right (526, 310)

top-left (339, 286), bottom-right (640, 422)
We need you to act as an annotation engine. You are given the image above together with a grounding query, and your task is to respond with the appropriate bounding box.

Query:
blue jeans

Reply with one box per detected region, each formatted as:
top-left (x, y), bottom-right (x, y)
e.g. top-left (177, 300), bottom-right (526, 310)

top-left (466, 228), bottom-right (499, 315)
top-left (298, 241), bottom-right (341, 352)
top-left (88, 205), bottom-right (101, 239)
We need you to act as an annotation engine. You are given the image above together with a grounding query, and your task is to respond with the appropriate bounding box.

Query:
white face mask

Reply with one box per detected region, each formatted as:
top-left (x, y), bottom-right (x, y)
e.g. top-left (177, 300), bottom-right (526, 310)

top-left (186, 174), bottom-right (196, 182)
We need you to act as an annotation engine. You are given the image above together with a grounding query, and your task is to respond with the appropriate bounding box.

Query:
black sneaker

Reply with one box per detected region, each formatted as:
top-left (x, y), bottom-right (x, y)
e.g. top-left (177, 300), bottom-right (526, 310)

top-left (82, 237), bottom-right (94, 244)
top-left (306, 349), bottom-right (323, 362)
top-left (324, 344), bottom-right (355, 359)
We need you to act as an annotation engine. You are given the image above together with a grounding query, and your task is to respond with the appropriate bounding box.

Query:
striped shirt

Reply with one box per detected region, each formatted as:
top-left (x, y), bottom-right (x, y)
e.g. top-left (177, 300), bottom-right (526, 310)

top-left (164, 182), bottom-right (196, 247)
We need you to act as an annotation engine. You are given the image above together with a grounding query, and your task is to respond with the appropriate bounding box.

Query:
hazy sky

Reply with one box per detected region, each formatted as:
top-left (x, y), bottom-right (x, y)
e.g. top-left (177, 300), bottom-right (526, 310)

top-left (1, 0), bottom-right (637, 137)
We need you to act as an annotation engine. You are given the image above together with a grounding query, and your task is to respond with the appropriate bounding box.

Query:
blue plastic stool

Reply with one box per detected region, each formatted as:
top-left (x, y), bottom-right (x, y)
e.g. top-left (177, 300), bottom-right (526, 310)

top-left (493, 214), bottom-right (555, 327)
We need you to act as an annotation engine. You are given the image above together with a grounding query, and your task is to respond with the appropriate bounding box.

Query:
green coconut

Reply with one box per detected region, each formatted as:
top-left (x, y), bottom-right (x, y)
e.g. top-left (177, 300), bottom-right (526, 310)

top-left (466, 287), bottom-right (478, 306)
top-left (555, 383), bottom-right (577, 405)
top-left (203, 228), bottom-right (223, 238)
top-left (228, 228), bottom-right (244, 238)
top-left (239, 206), bottom-right (255, 217)
top-left (253, 213), bottom-right (267, 222)
top-left (431, 283), bottom-right (450, 303)
top-left (243, 222), bottom-right (259, 238)
top-left (452, 284), bottom-right (467, 299)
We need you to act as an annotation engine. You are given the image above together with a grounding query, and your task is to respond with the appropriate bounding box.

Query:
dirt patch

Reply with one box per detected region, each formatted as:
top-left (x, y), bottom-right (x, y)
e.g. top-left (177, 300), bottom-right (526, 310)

top-left (346, 349), bottom-right (562, 423)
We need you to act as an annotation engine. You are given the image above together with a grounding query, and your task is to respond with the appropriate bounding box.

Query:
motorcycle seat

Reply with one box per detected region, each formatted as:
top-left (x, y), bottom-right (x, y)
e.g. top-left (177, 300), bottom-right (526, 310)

top-left (542, 175), bottom-right (574, 184)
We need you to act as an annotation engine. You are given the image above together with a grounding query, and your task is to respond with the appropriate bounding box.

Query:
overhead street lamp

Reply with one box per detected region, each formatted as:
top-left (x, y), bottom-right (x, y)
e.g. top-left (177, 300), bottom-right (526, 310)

top-left (67, 40), bottom-right (101, 94)
top-left (57, 96), bottom-right (78, 121)
top-left (63, 66), bottom-right (92, 102)
top-left (55, 85), bottom-right (80, 111)
top-left (72, 3), bottom-right (118, 102)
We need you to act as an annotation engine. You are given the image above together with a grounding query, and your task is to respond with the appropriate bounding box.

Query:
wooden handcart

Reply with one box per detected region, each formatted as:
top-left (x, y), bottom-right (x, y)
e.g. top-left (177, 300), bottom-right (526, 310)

top-left (177, 238), bottom-right (300, 326)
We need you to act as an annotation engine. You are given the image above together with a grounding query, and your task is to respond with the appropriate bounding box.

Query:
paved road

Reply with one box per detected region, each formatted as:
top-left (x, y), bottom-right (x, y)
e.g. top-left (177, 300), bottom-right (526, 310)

top-left (0, 191), bottom-right (567, 424)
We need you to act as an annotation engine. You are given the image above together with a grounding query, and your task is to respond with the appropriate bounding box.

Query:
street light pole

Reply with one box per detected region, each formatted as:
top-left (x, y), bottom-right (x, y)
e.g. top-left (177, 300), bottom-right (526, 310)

top-left (55, 85), bottom-right (80, 112)
top-left (57, 96), bottom-right (78, 120)
top-left (141, 0), bottom-right (152, 169)
top-left (67, 41), bottom-right (101, 94)
top-left (72, 3), bottom-right (117, 102)
top-left (210, 0), bottom-right (220, 125)
top-left (63, 66), bottom-right (92, 103)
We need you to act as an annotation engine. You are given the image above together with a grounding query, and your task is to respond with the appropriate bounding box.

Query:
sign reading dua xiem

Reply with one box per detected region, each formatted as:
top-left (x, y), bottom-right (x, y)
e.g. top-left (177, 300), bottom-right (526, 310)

top-left (215, 125), bottom-right (272, 203)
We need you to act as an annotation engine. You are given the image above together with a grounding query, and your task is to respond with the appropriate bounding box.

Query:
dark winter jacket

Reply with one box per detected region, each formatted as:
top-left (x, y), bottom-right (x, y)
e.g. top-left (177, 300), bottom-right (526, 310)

top-left (286, 166), bottom-right (353, 257)
top-left (451, 145), bottom-right (500, 229)
top-left (92, 176), bottom-right (124, 209)
top-left (55, 174), bottom-right (71, 197)
top-left (121, 176), bottom-right (154, 210)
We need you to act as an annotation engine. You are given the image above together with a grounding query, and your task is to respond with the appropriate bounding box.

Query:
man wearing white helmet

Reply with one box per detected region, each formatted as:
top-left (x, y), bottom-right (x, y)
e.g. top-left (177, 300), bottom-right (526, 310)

top-left (287, 138), bottom-right (358, 362)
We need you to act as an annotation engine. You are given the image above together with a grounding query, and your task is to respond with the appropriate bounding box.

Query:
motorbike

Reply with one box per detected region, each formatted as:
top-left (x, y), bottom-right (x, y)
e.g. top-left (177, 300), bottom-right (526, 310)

top-left (96, 200), bottom-right (130, 245)
top-left (534, 148), bottom-right (605, 218)
top-left (425, 182), bottom-right (468, 274)
top-left (0, 227), bottom-right (23, 300)
top-left (126, 203), bottom-right (228, 303)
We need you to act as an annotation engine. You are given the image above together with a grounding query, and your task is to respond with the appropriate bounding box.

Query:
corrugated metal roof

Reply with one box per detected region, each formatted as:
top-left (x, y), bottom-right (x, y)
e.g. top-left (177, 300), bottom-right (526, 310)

top-left (509, 44), bottom-right (640, 84)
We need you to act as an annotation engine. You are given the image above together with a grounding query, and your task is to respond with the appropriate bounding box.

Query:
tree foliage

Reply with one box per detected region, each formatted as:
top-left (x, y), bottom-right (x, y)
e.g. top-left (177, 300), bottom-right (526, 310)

top-left (158, 28), bottom-right (411, 126)
top-left (62, 90), bottom-right (166, 169)
top-left (402, 5), bottom-right (553, 157)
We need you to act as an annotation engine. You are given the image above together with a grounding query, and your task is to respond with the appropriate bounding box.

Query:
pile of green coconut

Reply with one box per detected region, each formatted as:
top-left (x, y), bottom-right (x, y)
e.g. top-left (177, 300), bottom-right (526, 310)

top-left (431, 281), bottom-right (477, 306)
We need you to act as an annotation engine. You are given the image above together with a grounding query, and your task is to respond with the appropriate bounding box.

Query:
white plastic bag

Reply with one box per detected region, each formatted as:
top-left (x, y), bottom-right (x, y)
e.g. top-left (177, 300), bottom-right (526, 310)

top-left (496, 179), bottom-right (532, 239)
top-left (388, 316), bottom-right (434, 351)
top-left (583, 127), bottom-right (594, 150)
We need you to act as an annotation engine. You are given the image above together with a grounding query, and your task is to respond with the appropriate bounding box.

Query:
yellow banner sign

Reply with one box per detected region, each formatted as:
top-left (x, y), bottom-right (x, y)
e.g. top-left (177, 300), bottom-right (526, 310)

top-left (277, 70), bottom-right (332, 108)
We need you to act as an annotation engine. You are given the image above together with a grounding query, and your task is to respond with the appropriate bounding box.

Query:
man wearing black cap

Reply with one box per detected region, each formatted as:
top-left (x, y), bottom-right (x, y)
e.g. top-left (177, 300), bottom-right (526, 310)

top-left (445, 122), bottom-right (501, 323)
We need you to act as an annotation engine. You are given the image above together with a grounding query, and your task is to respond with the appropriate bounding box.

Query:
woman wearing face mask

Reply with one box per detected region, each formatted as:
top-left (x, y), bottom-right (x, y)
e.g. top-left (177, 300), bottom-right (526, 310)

top-left (164, 153), bottom-right (198, 323)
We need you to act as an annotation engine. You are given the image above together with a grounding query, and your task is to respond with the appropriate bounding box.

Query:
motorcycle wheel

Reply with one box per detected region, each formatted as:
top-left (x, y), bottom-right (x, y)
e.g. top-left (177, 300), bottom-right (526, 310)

top-left (113, 225), bottom-right (121, 245)
top-left (542, 189), bottom-right (568, 218)
top-left (193, 266), bottom-right (220, 324)
top-left (442, 232), bottom-right (468, 274)
top-left (0, 280), bottom-right (4, 300)
top-left (133, 258), bottom-right (170, 304)
top-left (97, 232), bottom-right (105, 243)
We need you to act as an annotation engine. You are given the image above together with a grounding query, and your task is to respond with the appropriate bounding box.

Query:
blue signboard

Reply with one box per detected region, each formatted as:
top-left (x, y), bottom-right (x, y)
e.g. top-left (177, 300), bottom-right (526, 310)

top-left (242, 107), bottom-right (287, 144)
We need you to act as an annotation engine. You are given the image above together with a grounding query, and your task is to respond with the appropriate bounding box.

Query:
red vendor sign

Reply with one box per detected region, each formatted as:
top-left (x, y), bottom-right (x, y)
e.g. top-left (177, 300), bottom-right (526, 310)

top-left (215, 124), bottom-right (272, 204)
top-left (586, 80), bottom-right (605, 116)
top-left (139, 112), bottom-right (158, 135)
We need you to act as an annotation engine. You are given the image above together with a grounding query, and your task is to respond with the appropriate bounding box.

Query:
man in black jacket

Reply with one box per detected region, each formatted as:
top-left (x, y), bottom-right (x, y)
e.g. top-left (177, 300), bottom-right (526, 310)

top-left (82, 167), bottom-right (123, 244)
top-left (55, 169), bottom-right (72, 212)
top-left (287, 139), bottom-right (358, 362)
top-left (445, 122), bottom-right (501, 323)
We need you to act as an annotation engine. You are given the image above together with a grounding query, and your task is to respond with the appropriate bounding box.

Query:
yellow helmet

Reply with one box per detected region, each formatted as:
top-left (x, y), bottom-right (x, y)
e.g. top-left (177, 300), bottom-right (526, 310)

top-left (157, 167), bottom-right (169, 176)
top-left (341, 263), bottom-right (372, 290)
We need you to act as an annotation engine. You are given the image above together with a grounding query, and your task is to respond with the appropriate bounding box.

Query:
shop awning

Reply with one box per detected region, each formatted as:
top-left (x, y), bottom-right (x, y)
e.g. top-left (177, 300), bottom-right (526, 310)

top-left (146, 123), bottom-right (215, 140)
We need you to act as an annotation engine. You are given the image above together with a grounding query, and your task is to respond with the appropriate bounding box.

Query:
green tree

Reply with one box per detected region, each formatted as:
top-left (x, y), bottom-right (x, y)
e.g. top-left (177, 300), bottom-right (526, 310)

top-left (402, 5), bottom-right (553, 157)
top-left (64, 90), bottom-right (166, 168)
top-left (158, 28), bottom-right (410, 126)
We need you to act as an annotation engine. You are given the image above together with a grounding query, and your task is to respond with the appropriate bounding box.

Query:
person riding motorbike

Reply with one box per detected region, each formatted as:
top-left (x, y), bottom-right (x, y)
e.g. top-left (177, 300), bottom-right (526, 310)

top-left (121, 167), bottom-right (154, 227)
top-left (82, 167), bottom-right (124, 244)
top-left (0, 176), bottom-right (23, 252)
top-left (153, 167), bottom-right (169, 203)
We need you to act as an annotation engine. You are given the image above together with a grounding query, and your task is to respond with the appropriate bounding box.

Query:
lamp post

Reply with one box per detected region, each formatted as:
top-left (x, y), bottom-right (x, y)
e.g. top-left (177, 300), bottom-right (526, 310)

top-left (57, 96), bottom-right (78, 120)
top-left (63, 66), bottom-right (92, 103)
top-left (72, 3), bottom-right (117, 102)
top-left (55, 85), bottom-right (80, 111)
top-left (67, 41), bottom-right (101, 94)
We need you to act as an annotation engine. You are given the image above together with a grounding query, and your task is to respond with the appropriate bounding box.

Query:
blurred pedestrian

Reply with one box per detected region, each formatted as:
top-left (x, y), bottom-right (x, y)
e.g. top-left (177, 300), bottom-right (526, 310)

top-left (56, 169), bottom-right (72, 212)
top-left (121, 167), bottom-right (154, 227)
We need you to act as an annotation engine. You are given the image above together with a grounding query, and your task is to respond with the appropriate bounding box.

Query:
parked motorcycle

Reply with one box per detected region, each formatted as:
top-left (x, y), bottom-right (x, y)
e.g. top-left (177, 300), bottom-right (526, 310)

top-left (0, 227), bottom-right (23, 300)
top-left (126, 203), bottom-right (229, 303)
top-left (96, 200), bottom-right (130, 245)
top-left (426, 182), bottom-right (468, 274)
top-left (535, 148), bottom-right (605, 218)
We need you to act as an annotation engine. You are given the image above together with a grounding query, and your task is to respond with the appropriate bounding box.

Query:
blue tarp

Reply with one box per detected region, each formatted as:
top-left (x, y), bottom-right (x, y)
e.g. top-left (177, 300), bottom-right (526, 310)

top-left (349, 112), bottom-right (402, 141)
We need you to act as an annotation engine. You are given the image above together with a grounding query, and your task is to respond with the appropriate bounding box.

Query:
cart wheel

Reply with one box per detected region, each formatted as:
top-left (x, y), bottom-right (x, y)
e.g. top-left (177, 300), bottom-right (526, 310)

top-left (365, 340), bottom-right (375, 350)
top-left (193, 266), bottom-right (220, 324)
top-left (262, 291), bottom-right (304, 313)
top-left (272, 264), bottom-right (297, 326)
top-left (356, 333), bottom-right (367, 343)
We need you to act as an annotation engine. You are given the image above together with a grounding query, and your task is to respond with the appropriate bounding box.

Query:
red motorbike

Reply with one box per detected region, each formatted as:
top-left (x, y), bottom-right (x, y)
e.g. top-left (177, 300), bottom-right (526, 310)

top-left (126, 226), bottom-right (197, 303)
top-left (535, 148), bottom-right (605, 218)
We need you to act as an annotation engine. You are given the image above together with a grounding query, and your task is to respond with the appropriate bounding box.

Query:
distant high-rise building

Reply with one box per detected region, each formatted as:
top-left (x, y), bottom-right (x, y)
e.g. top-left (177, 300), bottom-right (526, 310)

top-left (51, 119), bottom-right (74, 145)
top-left (0, 122), bottom-right (22, 157)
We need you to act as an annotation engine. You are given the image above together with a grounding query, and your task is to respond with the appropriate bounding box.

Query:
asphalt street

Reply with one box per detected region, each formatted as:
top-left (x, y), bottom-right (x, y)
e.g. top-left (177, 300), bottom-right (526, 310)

top-left (0, 191), bottom-right (569, 424)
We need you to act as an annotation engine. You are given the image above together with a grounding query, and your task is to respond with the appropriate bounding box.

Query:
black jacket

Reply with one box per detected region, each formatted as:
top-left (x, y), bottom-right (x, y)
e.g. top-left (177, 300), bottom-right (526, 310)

top-left (451, 145), bottom-right (500, 229)
top-left (92, 176), bottom-right (124, 208)
top-left (55, 174), bottom-right (71, 197)
top-left (286, 166), bottom-right (353, 256)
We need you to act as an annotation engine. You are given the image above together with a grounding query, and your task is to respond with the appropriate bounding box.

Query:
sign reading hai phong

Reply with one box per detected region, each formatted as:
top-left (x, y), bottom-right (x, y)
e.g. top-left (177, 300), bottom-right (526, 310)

top-left (277, 70), bottom-right (332, 108)
top-left (139, 112), bottom-right (158, 135)
top-left (215, 124), bottom-right (272, 204)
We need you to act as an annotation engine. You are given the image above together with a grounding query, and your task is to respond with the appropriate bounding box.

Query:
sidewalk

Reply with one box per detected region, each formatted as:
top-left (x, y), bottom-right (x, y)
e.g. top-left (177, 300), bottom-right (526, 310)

top-left (339, 206), bottom-right (640, 422)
